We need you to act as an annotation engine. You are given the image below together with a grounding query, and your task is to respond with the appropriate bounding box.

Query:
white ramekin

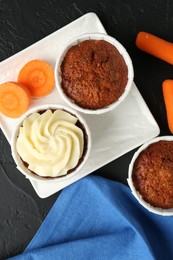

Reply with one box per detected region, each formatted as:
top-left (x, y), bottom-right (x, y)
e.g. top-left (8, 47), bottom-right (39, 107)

top-left (128, 136), bottom-right (173, 216)
top-left (11, 104), bottom-right (92, 183)
top-left (55, 33), bottom-right (134, 114)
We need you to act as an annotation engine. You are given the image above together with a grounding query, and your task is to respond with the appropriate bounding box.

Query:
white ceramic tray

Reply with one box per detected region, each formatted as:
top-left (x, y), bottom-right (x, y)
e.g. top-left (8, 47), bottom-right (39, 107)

top-left (0, 13), bottom-right (160, 198)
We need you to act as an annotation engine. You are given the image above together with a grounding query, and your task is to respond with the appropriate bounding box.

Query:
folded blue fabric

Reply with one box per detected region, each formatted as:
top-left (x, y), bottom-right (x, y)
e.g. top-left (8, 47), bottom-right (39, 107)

top-left (10, 175), bottom-right (173, 260)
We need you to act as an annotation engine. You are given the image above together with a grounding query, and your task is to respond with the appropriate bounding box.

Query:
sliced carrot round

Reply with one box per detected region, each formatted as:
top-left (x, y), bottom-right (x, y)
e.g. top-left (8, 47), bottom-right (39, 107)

top-left (0, 82), bottom-right (31, 118)
top-left (18, 59), bottom-right (55, 98)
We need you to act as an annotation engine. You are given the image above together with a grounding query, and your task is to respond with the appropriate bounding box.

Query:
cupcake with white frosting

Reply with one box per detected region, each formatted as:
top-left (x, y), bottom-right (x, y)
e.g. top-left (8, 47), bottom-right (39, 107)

top-left (11, 104), bottom-right (91, 182)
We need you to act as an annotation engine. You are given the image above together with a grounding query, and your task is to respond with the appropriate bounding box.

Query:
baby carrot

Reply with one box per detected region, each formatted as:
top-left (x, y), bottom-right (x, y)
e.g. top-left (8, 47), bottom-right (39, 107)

top-left (162, 79), bottom-right (173, 133)
top-left (0, 82), bottom-right (31, 118)
top-left (136, 32), bottom-right (173, 65)
top-left (18, 59), bottom-right (55, 98)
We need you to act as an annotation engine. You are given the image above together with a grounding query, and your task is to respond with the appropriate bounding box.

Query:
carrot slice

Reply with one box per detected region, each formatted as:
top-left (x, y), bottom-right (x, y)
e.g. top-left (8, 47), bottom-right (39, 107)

top-left (0, 82), bottom-right (31, 118)
top-left (136, 32), bottom-right (173, 65)
top-left (18, 60), bottom-right (55, 98)
top-left (162, 79), bottom-right (173, 133)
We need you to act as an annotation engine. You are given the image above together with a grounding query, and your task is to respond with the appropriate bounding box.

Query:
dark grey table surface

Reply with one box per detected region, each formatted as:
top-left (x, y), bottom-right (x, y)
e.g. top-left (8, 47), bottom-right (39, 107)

top-left (0, 0), bottom-right (172, 258)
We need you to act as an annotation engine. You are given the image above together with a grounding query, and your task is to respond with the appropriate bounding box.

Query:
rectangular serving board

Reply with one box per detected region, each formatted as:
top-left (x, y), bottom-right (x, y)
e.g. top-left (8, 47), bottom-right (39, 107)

top-left (0, 13), bottom-right (160, 198)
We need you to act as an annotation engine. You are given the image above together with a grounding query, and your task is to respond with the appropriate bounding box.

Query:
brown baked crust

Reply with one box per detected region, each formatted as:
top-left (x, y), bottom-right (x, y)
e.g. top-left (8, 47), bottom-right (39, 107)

top-left (60, 40), bottom-right (128, 109)
top-left (132, 141), bottom-right (173, 209)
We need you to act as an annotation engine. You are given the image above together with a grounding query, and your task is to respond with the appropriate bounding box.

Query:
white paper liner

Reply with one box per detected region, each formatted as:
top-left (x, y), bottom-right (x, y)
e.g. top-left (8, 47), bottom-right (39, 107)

top-left (55, 32), bottom-right (134, 114)
top-left (127, 136), bottom-right (173, 216)
top-left (11, 104), bottom-right (92, 183)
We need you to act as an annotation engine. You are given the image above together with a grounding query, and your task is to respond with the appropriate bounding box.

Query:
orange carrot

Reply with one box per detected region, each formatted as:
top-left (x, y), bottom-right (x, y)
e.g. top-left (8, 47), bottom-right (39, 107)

top-left (0, 82), bottom-right (31, 118)
top-left (18, 59), bottom-right (55, 98)
top-left (136, 32), bottom-right (173, 65)
top-left (162, 79), bottom-right (173, 133)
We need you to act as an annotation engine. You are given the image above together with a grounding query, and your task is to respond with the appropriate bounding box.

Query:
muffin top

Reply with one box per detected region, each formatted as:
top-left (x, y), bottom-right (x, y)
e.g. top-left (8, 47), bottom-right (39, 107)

top-left (16, 110), bottom-right (84, 178)
top-left (132, 140), bottom-right (173, 209)
top-left (60, 40), bottom-right (128, 110)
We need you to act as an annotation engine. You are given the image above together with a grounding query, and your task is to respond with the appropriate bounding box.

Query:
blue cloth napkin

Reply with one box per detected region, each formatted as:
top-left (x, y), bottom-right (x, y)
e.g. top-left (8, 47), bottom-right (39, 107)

top-left (11, 175), bottom-right (173, 260)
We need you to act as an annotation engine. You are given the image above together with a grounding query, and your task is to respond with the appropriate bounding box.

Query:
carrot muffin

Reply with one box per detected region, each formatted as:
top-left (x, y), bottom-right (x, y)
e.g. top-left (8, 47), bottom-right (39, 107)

top-left (60, 40), bottom-right (128, 110)
top-left (132, 140), bottom-right (173, 209)
top-left (15, 109), bottom-right (88, 178)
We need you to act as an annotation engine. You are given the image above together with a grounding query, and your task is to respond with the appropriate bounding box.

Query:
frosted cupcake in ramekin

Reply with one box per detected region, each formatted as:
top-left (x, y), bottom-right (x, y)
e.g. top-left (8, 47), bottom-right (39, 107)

top-left (55, 33), bottom-right (134, 114)
top-left (11, 104), bottom-right (91, 183)
top-left (128, 136), bottom-right (173, 216)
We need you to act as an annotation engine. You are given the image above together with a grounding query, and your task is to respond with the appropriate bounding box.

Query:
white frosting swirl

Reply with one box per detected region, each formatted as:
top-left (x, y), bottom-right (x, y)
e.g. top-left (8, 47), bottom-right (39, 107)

top-left (16, 109), bottom-right (84, 177)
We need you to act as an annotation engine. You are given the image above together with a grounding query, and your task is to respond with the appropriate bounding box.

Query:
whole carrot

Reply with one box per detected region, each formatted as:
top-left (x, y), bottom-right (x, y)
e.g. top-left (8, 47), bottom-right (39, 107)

top-left (136, 32), bottom-right (173, 65)
top-left (162, 79), bottom-right (173, 133)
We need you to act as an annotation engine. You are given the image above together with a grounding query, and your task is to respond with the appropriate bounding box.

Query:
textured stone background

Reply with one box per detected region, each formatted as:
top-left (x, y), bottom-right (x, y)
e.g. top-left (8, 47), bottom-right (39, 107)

top-left (0, 0), bottom-right (172, 258)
